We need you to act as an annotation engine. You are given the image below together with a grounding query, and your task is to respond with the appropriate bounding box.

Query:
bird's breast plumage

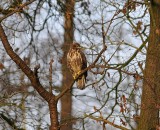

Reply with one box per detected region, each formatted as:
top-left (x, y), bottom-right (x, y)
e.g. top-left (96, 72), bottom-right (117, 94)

top-left (67, 43), bottom-right (87, 89)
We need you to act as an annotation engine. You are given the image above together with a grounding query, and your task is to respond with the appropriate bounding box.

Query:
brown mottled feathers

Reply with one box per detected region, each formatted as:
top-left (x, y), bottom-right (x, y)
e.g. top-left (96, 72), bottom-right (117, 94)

top-left (67, 42), bottom-right (87, 89)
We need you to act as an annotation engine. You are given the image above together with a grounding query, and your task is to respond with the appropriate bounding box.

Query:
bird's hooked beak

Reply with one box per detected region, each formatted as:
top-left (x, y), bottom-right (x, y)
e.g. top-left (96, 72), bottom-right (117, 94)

top-left (79, 46), bottom-right (86, 50)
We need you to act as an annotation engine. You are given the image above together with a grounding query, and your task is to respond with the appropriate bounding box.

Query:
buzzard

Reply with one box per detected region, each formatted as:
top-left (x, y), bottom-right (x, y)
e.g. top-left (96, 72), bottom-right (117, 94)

top-left (67, 42), bottom-right (87, 90)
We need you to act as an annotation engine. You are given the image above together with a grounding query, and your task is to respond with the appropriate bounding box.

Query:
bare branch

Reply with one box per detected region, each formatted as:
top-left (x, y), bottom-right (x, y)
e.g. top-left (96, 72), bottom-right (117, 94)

top-left (0, 22), bottom-right (60, 130)
top-left (84, 114), bottom-right (130, 130)
top-left (49, 58), bottom-right (54, 93)
top-left (0, 24), bottom-right (50, 102)
top-left (0, 0), bottom-right (36, 22)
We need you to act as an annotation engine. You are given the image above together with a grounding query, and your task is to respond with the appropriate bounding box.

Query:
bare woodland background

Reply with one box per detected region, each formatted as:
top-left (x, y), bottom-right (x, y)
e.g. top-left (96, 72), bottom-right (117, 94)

top-left (0, 0), bottom-right (160, 130)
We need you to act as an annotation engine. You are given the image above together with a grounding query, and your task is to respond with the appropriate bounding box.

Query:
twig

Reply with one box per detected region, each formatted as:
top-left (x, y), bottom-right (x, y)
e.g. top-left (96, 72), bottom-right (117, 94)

top-left (0, 0), bottom-right (36, 22)
top-left (49, 58), bottom-right (54, 93)
top-left (84, 114), bottom-right (130, 130)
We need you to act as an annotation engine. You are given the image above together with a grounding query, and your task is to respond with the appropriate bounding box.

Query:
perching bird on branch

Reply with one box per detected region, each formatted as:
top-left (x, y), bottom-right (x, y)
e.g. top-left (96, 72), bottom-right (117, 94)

top-left (67, 42), bottom-right (87, 90)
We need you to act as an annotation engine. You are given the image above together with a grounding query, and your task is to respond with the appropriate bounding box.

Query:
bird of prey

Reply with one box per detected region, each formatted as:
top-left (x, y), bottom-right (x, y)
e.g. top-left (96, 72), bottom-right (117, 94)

top-left (67, 42), bottom-right (87, 90)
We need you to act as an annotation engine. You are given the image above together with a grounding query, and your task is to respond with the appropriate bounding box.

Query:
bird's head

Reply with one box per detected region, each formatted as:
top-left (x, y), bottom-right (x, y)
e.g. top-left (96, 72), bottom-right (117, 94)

top-left (72, 42), bottom-right (86, 51)
top-left (72, 42), bottom-right (81, 49)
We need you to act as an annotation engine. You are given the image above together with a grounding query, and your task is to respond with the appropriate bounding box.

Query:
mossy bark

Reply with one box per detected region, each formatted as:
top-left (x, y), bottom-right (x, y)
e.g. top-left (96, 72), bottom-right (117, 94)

top-left (137, 1), bottom-right (160, 130)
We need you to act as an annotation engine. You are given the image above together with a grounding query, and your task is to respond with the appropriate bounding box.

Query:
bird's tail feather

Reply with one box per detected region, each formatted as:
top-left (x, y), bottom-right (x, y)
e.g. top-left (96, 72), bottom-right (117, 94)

top-left (76, 75), bottom-right (86, 90)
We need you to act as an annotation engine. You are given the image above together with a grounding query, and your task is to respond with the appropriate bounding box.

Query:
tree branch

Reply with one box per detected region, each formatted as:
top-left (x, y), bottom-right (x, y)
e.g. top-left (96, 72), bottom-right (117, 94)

top-left (0, 0), bottom-right (36, 22)
top-left (0, 22), bottom-right (60, 130)
top-left (84, 114), bottom-right (130, 130)
top-left (0, 24), bottom-right (50, 102)
top-left (0, 113), bottom-right (25, 130)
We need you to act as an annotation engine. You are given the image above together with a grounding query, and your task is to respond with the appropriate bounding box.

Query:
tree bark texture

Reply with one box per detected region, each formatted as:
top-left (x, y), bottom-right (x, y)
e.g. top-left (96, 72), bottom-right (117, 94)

top-left (60, 0), bottom-right (75, 130)
top-left (137, 2), bottom-right (160, 130)
top-left (49, 97), bottom-right (59, 130)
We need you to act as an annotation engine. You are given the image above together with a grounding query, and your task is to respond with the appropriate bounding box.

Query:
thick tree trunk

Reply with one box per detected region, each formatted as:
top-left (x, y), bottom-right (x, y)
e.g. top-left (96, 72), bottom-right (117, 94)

top-left (137, 1), bottom-right (160, 130)
top-left (49, 97), bottom-right (59, 130)
top-left (60, 0), bottom-right (75, 130)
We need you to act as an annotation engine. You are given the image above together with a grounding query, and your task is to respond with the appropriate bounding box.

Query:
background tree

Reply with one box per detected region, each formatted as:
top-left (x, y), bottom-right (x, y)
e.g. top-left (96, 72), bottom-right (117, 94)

top-left (60, 0), bottom-right (75, 130)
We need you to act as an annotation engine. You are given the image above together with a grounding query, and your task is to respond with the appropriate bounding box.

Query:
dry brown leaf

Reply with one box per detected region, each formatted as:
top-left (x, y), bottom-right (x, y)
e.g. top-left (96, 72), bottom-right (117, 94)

top-left (120, 95), bottom-right (127, 113)
top-left (121, 8), bottom-right (127, 14)
top-left (133, 114), bottom-right (140, 122)
top-left (121, 95), bottom-right (126, 103)
top-left (0, 62), bottom-right (5, 70)
top-left (133, 74), bottom-right (141, 81)
top-left (133, 30), bottom-right (137, 35)
top-left (136, 21), bottom-right (143, 31)
top-left (120, 103), bottom-right (125, 113)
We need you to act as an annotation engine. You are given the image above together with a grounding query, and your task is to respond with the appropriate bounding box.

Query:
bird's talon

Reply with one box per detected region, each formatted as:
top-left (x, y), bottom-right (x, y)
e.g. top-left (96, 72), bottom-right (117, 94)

top-left (73, 75), bottom-right (76, 80)
top-left (73, 72), bottom-right (81, 79)
top-left (77, 71), bottom-right (81, 75)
